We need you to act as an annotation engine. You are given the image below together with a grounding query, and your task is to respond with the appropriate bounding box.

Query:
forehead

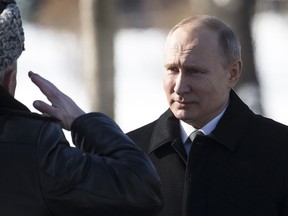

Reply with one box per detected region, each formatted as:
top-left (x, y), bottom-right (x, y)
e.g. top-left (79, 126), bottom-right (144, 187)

top-left (164, 26), bottom-right (221, 65)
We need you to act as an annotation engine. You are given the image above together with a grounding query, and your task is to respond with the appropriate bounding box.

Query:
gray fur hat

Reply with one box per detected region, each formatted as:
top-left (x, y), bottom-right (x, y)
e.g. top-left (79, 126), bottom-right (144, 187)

top-left (0, 0), bottom-right (25, 71)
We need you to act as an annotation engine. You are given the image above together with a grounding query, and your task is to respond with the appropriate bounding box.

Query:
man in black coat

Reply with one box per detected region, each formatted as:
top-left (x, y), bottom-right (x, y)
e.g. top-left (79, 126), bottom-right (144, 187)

top-left (0, 1), bottom-right (162, 215)
top-left (127, 15), bottom-right (288, 216)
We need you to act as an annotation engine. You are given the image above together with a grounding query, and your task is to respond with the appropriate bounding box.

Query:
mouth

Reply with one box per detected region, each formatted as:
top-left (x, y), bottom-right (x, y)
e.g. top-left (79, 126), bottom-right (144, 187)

top-left (174, 101), bottom-right (193, 108)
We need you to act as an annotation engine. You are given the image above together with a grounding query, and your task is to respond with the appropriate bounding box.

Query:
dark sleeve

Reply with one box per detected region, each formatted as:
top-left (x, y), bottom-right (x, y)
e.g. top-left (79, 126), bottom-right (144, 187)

top-left (38, 113), bottom-right (162, 216)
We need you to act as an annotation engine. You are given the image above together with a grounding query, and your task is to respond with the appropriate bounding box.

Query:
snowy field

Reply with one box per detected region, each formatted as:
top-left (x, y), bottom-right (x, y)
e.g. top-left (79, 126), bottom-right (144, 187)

top-left (17, 12), bottom-right (288, 142)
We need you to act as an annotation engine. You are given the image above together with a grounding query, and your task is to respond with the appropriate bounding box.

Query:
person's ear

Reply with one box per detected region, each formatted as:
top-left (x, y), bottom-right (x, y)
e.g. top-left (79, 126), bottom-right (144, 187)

top-left (3, 68), bottom-right (17, 96)
top-left (228, 59), bottom-right (242, 89)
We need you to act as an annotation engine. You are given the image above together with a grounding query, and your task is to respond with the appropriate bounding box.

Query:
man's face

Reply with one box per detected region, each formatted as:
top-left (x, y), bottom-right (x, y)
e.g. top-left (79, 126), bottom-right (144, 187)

top-left (163, 26), bottom-right (237, 128)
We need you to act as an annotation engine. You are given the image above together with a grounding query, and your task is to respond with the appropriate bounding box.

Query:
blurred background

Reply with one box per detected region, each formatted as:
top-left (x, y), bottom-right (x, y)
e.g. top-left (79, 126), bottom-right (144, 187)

top-left (15, 0), bottom-right (288, 137)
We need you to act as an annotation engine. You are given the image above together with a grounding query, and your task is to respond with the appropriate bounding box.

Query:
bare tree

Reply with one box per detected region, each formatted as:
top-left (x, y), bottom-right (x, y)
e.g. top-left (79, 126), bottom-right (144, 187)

top-left (80, 0), bottom-right (116, 118)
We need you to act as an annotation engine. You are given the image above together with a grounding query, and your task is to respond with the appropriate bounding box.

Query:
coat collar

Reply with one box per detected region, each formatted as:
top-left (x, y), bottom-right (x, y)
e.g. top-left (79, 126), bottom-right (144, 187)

top-left (0, 85), bottom-right (30, 113)
top-left (149, 109), bottom-right (180, 154)
top-left (208, 90), bottom-right (254, 151)
top-left (149, 90), bottom-right (254, 153)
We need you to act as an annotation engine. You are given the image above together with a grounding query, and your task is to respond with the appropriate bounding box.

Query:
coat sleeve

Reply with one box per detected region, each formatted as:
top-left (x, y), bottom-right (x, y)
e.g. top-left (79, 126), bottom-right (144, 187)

top-left (37, 113), bottom-right (162, 216)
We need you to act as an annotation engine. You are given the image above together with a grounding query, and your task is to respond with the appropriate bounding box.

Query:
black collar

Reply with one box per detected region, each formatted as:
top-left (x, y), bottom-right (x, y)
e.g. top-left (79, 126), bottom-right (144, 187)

top-left (208, 90), bottom-right (254, 151)
top-left (0, 85), bottom-right (30, 113)
top-left (149, 109), bottom-right (180, 154)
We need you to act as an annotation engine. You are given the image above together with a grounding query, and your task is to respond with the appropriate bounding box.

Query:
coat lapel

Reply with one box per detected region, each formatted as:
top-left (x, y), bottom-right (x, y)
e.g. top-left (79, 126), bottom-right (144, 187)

top-left (149, 109), bottom-right (187, 163)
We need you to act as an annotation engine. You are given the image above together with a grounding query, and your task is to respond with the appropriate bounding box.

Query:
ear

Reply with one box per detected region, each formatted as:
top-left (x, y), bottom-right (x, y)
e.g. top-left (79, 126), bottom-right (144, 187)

top-left (228, 59), bottom-right (242, 89)
top-left (3, 68), bottom-right (17, 96)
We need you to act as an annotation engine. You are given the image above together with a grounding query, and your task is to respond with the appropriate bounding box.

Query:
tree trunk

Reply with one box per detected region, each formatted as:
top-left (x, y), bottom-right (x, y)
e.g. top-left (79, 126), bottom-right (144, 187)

top-left (79, 0), bottom-right (116, 118)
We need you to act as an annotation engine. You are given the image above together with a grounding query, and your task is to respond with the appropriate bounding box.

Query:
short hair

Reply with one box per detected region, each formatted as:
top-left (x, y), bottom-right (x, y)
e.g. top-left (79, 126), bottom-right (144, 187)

top-left (167, 15), bottom-right (241, 67)
top-left (0, 0), bottom-right (24, 81)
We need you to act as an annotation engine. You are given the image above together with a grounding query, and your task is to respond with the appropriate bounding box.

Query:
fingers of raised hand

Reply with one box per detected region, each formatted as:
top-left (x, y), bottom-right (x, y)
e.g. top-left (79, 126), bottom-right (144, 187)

top-left (33, 100), bottom-right (60, 119)
top-left (29, 71), bottom-right (66, 107)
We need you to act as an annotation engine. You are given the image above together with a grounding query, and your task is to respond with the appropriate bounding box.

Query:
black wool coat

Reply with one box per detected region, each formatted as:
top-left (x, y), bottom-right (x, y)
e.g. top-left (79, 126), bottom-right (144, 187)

top-left (127, 90), bottom-right (288, 216)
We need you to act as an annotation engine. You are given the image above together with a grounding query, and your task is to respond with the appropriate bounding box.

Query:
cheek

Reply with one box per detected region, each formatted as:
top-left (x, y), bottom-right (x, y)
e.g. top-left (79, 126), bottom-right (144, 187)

top-left (202, 79), bottom-right (229, 107)
top-left (163, 77), bottom-right (176, 106)
top-left (163, 76), bottom-right (174, 94)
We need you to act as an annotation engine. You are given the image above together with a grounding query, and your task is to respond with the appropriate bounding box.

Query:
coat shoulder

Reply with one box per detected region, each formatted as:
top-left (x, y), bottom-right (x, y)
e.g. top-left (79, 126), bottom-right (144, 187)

top-left (247, 114), bottom-right (288, 157)
top-left (252, 114), bottom-right (288, 137)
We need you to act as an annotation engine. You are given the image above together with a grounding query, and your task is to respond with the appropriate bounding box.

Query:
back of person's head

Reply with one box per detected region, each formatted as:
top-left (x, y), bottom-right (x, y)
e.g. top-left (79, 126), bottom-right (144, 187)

top-left (167, 15), bottom-right (241, 68)
top-left (0, 0), bottom-right (24, 85)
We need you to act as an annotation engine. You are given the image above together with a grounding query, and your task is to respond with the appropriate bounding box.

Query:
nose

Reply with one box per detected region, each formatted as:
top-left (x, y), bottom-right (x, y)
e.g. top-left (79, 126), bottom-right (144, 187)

top-left (174, 71), bottom-right (189, 95)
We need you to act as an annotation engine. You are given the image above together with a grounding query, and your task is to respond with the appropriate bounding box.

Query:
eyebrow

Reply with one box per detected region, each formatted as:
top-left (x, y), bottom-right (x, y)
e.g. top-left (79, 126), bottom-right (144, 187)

top-left (164, 63), bottom-right (207, 73)
top-left (164, 63), bottom-right (177, 69)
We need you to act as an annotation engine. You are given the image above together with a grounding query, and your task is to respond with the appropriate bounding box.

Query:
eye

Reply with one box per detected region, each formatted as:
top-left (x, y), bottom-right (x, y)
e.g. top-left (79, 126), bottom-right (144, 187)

top-left (191, 69), bottom-right (200, 74)
top-left (167, 66), bottom-right (179, 73)
top-left (186, 67), bottom-right (202, 74)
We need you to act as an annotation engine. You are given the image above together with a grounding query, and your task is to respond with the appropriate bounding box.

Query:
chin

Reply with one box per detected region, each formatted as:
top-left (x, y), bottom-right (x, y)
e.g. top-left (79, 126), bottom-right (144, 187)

top-left (172, 109), bottom-right (190, 121)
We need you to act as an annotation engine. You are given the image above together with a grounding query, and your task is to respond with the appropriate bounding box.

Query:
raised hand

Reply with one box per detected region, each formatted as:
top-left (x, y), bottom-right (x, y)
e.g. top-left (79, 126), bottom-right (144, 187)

top-left (28, 71), bottom-right (85, 130)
